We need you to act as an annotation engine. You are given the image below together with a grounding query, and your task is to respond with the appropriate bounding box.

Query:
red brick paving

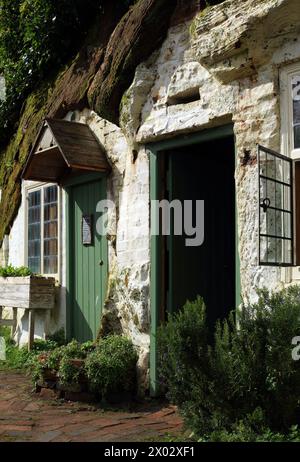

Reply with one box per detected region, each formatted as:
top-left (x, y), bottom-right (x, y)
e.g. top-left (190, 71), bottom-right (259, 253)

top-left (0, 371), bottom-right (183, 442)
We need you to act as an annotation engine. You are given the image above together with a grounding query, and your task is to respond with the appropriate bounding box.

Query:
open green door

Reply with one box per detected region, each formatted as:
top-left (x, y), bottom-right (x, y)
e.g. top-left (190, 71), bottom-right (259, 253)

top-left (67, 176), bottom-right (107, 342)
top-left (166, 136), bottom-right (236, 330)
top-left (149, 125), bottom-right (240, 396)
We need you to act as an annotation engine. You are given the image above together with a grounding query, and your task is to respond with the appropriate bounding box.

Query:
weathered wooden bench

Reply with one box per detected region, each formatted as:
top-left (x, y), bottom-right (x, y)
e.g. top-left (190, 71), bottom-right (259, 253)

top-left (0, 276), bottom-right (56, 350)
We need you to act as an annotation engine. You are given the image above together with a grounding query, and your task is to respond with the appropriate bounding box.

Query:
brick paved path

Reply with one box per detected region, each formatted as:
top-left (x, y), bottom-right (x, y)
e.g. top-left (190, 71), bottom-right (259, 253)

top-left (0, 371), bottom-right (183, 442)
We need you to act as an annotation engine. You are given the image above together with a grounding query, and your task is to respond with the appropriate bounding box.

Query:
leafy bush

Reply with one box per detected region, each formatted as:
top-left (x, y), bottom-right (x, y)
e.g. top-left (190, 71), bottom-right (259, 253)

top-left (58, 356), bottom-right (84, 386)
top-left (199, 423), bottom-right (300, 443)
top-left (3, 344), bottom-right (34, 370)
top-left (85, 335), bottom-right (138, 397)
top-left (4, 334), bottom-right (138, 400)
top-left (30, 339), bottom-right (92, 384)
top-left (0, 325), bottom-right (12, 343)
top-left (0, 327), bottom-right (57, 371)
top-left (0, 0), bottom-right (133, 147)
top-left (57, 340), bottom-right (94, 385)
top-left (158, 287), bottom-right (300, 438)
top-left (46, 328), bottom-right (66, 346)
top-left (29, 336), bottom-right (138, 395)
top-left (31, 338), bottom-right (58, 352)
top-left (158, 296), bottom-right (209, 406)
top-left (0, 265), bottom-right (32, 277)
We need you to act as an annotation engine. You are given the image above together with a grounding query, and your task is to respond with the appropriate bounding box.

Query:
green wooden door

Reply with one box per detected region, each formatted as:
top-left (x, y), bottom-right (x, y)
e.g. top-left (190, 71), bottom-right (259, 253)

top-left (69, 179), bottom-right (107, 342)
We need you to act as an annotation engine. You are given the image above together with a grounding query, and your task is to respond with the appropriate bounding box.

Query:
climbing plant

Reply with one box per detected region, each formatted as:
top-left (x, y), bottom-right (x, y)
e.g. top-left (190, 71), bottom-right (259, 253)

top-left (0, 0), bottom-right (133, 147)
top-left (0, 0), bottom-right (194, 244)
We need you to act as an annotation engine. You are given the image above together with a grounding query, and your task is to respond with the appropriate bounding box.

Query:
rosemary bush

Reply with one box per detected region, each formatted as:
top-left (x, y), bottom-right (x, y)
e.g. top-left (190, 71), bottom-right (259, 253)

top-left (158, 287), bottom-right (300, 438)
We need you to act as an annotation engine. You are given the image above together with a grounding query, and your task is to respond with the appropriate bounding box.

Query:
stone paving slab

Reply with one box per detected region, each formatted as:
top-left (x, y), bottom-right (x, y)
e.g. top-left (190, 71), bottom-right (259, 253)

top-left (0, 371), bottom-right (183, 442)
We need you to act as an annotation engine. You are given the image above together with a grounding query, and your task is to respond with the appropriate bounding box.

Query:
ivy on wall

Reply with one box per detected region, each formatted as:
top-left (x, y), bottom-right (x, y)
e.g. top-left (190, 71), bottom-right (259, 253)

top-left (0, 0), bottom-right (178, 245)
top-left (0, 0), bottom-right (228, 245)
top-left (0, 0), bottom-right (133, 148)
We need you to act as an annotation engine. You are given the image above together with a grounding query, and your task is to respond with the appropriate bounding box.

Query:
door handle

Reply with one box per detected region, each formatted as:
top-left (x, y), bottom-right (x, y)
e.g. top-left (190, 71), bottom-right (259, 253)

top-left (99, 260), bottom-right (104, 266)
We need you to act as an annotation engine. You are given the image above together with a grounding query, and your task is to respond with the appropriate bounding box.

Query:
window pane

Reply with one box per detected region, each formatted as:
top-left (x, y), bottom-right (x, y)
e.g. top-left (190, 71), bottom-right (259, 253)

top-left (283, 239), bottom-right (293, 265)
top-left (43, 186), bottom-right (58, 274)
top-left (266, 208), bottom-right (275, 236)
top-left (44, 203), bottom-right (57, 221)
top-left (283, 160), bottom-right (291, 184)
top-left (260, 236), bottom-right (268, 264)
top-left (44, 221), bottom-right (58, 239)
top-left (275, 210), bottom-right (283, 237)
top-left (265, 178), bottom-right (276, 208)
top-left (260, 237), bottom-right (283, 264)
top-left (28, 257), bottom-right (41, 274)
top-left (44, 256), bottom-right (58, 275)
top-left (294, 124), bottom-right (300, 150)
top-left (292, 75), bottom-right (300, 149)
top-left (267, 238), bottom-right (277, 263)
top-left (259, 146), bottom-right (294, 266)
top-left (44, 184), bottom-right (57, 204)
top-left (283, 212), bottom-right (292, 239)
top-left (259, 149), bottom-right (267, 176)
top-left (28, 190), bottom-right (41, 273)
top-left (283, 185), bottom-right (291, 211)
top-left (275, 182), bottom-right (283, 209)
top-left (266, 153), bottom-right (276, 180)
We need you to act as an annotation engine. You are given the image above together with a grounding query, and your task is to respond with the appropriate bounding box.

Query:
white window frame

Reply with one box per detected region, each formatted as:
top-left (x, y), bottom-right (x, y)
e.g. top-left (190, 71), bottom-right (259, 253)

top-left (280, 62), bottom-right (300, 281)
top-left (280, 62), bottom-right (300, 161)
top-left (24, 182), bottom-right (61, 281)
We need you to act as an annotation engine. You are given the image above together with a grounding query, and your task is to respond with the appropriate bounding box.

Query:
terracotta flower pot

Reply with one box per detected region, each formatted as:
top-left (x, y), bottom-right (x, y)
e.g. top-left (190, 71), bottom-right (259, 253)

top-left (68, 358), bottom-right (85, 369)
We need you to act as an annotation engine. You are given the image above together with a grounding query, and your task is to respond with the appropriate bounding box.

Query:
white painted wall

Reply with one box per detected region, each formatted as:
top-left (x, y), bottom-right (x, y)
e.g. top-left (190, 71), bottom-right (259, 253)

top-left (6, 181), bottom-right (67, 345)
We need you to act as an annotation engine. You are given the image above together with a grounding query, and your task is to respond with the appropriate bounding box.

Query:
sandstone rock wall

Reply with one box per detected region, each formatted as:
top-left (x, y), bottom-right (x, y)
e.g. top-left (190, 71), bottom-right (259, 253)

top-left (3, 0), bottom-right (300, 393)
top-left (120, 0), bottom-right (300, 304)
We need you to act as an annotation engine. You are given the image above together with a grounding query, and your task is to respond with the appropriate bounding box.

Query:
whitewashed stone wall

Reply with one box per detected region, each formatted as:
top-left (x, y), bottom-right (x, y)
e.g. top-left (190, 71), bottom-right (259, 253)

top-left (1, 107), bottom-right (151, 391)
top-left (121, 0), bottom-right (300, 306)
top-left (4, 183), bottom-right (67, 345)
top-left (74, 110), bottom-right (151, 391)
top-left (2, 0), bottom-right (300, 392)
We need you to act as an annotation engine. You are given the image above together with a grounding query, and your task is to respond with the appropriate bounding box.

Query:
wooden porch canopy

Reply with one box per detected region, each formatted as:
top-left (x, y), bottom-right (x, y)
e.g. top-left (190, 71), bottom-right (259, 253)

top-left (22, 118), bottom-right (111, 183)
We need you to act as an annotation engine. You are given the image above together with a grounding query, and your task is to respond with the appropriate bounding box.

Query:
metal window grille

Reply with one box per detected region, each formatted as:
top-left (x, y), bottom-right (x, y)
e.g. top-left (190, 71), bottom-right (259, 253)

top-left (258, 145), bottom-right (294, 266)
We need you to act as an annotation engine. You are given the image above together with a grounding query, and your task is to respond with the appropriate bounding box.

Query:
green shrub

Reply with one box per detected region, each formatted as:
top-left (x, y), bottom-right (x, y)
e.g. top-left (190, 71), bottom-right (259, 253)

top-left (0, 326), bottom-right (59, 371)
top-left (30, 336), bottom-right (137, 394)
top-left (0, 0), bottom-right (134, 147)
top-left (158, 287), bottom-right (300, 437)
top-left (31, 339), bottom-right (58, 353)
top-left (0, 265), bottom-right (32, 277)
top-left (3, 344), bottom-right (33, 369)
top-left (58, 356), bottom-right (83, 386)
top-left (85, 335), bottom-right (138, 397)
top-left (57, 340), bottom-right (95, 385)
top-left (158, 296), bottom-right (209, 406)
top-left (30, 339), bottom-right (89, 383)
top-left (0, 338), bottom-right (55, 371)
top-left (199, 423), bottom-right (300, 443)
top-left (0, 0), bottom-right (100, 146)
top-left (0, 325), bottom-right (12, 344)
top-left (46, 328), bottom-right (66, 346)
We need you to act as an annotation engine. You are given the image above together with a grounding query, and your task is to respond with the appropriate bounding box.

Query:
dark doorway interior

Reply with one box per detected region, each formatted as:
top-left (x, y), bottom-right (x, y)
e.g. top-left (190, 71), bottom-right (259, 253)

top-left (163, 136), bottom-right (236, 330)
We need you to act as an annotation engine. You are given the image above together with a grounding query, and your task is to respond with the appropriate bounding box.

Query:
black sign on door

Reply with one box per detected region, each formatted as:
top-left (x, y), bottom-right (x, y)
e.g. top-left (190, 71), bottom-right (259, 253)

top-left (82, 214), bottom-right (93, 246)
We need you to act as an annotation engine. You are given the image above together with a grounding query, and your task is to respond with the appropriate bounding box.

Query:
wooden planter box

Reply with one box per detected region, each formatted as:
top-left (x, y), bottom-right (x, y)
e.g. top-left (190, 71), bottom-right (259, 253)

top-left (0, 276), bottom-right (56, 350)
top-left (0, 276), bottom-right (55, 309)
